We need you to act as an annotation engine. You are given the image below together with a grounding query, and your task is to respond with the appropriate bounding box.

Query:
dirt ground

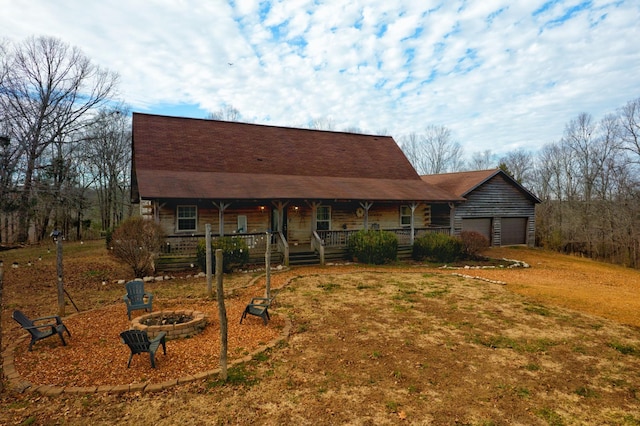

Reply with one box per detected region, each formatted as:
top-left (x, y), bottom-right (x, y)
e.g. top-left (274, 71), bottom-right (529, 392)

top-left (1, 242), bottom-right (640, 425)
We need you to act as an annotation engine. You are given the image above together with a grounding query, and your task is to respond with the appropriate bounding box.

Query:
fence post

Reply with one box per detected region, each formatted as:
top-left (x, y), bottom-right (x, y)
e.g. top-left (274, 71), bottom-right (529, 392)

top-left (265, 231), bottom-right (271, 299)
top-left (55, 233), bottom-right (65, 317)
top-left (215, 249), bottom-right (228, 381)
top-left (206, 224), bottom-right (213, 298)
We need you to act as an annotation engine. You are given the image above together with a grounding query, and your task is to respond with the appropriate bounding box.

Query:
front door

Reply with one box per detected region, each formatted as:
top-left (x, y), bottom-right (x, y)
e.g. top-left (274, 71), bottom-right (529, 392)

top-left (271, 207), bottom-right (288, 236)
top-left (286, 205), bottom-right (312, 246)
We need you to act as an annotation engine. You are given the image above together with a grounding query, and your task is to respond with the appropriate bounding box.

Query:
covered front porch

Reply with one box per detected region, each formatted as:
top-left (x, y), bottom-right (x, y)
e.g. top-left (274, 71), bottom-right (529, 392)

top-left (157, 226), bottom-right (452, 271)
top-left (149, 198), bottom-right (455, 271)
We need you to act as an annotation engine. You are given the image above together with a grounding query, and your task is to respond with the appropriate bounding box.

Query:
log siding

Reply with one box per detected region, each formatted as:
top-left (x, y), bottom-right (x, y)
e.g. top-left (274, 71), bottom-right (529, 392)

top-left (452, 174), bottom-right (536, 246)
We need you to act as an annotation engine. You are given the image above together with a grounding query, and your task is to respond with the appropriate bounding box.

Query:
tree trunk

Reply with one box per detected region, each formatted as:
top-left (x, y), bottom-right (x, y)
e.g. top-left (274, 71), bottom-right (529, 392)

top-left (215, 249), bottom-right (228, 381)
top-left (206, 224), bottom-right (213, 298)
top-left (0, 260), bottom-right (4, 392)
top-left (56, 235), bottom-right (65, 316)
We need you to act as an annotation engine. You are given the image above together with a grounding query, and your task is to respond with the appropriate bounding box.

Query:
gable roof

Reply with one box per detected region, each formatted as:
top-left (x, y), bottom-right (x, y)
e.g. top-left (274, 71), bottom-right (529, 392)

top-left (132, 113), bottom-right (461, 202)
top-left (420, 169), bottom-right (541, 203)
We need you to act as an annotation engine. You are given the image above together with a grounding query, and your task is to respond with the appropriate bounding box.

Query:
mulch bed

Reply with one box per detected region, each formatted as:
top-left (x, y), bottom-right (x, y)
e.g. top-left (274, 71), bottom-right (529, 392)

top-left (11, 289), bottom-right (284, 387)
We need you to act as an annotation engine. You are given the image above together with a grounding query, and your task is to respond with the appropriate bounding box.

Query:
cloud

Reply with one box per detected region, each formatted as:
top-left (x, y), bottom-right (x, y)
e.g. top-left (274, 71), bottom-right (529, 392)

top-left (1, 0), bottom-right (638, 157)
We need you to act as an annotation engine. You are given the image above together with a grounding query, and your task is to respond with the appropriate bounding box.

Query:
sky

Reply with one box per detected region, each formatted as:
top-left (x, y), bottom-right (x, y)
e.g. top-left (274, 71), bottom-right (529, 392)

top-left (1, 0), bottom-right (639, 157)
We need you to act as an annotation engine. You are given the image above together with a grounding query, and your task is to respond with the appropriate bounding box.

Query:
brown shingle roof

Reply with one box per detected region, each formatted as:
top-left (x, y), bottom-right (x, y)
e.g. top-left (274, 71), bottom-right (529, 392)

top-left (132, 113), bottom-right (461, 202)
top-left (420, 169), bottom-right (540, 202)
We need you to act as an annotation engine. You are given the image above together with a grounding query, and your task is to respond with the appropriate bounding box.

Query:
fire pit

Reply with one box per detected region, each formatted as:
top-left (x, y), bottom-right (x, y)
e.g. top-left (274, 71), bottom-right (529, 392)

top-left (131, 310), bottom-right (207, 340)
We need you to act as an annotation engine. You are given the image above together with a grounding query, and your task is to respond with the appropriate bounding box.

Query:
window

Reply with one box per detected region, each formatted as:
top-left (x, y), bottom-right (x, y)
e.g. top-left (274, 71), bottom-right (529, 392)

top-left (177, 205), bottom-right (197, 231)
top-left (400, 205), bottom-right (412, 227)
top-left (316, 206), bottom-right (331, 231)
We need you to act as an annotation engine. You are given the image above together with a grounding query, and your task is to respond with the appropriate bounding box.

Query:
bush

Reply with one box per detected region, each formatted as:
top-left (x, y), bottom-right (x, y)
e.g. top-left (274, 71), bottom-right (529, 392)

top-left (412, 233), bottom-right (464, 263)
top-left (196, 236), bottom-right (250, 273)
top-left (460, 231), bottom-right (490, 259)
top-left (348, 229), bottom-right (398, 265)
top-left (110, 217), bottom-right (164, 278)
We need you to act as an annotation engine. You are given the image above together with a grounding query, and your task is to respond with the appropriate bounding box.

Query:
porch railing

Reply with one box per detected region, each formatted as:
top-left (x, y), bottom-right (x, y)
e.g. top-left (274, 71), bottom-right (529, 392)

top-left (316, 226), bottom-right (451, 248)
top-left (161, 232), bottom-right (274, 256)
top-left (160, 226), bottom-right (450, 258)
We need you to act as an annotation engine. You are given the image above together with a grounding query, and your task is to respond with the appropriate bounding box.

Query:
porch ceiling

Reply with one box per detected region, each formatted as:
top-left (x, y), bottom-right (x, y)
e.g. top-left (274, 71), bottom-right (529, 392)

top-left (137, 170), bottom-right (463, 202)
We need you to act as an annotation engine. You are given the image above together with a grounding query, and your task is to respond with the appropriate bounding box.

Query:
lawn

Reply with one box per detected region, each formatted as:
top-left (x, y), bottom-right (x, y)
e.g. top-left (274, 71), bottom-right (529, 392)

top-left (1, 241), bottom-right (640, 425)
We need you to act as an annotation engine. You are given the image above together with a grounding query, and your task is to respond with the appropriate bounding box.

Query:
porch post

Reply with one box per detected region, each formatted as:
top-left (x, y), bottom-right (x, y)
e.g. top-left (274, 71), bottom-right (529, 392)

top-left (272, 201), bottom-right (289, 232)
top-left (359, 201), bottom-right (373, 230)
top-left (309, 201), bottom-right (321, 232)
top-left (448, 202), bottom-right (456, 237)
top-left (213, 201), bottom-right (231, 236)
top-left (410, 202), bottom-right (418, 245)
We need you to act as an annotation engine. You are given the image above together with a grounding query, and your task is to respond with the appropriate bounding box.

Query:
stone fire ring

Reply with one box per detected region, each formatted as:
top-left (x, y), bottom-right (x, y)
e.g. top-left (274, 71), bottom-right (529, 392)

top-left (131, 310), bottom-right (207, 340)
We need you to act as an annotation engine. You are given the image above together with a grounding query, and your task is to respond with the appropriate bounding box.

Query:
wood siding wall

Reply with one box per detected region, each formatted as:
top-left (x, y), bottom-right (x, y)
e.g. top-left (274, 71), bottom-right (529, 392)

top-left (452, 174), bottom-right (536, 246)
top-left (155, 202), bottom-right (271, 236)
top-left (151, 200), bottom-right (435, 246)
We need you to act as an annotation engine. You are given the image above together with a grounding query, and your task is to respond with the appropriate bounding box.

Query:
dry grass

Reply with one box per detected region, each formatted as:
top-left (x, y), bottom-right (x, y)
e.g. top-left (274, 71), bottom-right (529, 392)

top-left (2, 241), bottom-right (640, 425)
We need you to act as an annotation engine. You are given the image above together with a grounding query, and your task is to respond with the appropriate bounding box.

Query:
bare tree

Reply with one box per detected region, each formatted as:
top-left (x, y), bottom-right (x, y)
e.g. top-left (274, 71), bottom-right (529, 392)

top-left (207, 105), bottom-right (242, 122)
top-left (83, 106), bottom-right (132, 232)
top-left (0, 260), bottom-right (3, 392)
top-left (0, 36), bottom-right (118, 242)
top-left (467, 149), bottom-right (497, 170)
top-left (307, 116), bottom-right (335, 131)
top-left (399, 125), bottom-right (464, 174)
top-left (619, 97), bottom-right (640, 164)
top-left (343, 125), bottom-right (365, 134)
top-left (499, 148), bottom-right (534, 185)
top-left (0, 40), bottom-right (22, 243)
top-left (533, 108), bottom-right (637, 266)
top-left (399, 132), bottom-right (422, 172)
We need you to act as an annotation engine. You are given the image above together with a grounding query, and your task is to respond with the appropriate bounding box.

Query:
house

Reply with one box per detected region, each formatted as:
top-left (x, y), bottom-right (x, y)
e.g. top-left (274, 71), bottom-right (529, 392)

top-left (131, 113), bottom-right (463, 267)
top-left (421, 169), bottom-right (540, 246)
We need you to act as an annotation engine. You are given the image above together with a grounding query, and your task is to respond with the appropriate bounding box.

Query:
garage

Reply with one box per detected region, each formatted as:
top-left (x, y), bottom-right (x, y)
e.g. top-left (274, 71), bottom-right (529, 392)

top-left (501, 217), bottom-right (527, 245)
top-left (462, 218), bottom-right (492, 242)
top-left (422, 169), bottom-right (540, 247)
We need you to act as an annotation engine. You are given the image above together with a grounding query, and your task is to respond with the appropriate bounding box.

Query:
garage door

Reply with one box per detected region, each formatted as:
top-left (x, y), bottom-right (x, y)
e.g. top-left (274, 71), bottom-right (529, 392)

top-left (501, 217), bottom-right (527, 245)
top-left (462, 218), bottom-right (492, 242)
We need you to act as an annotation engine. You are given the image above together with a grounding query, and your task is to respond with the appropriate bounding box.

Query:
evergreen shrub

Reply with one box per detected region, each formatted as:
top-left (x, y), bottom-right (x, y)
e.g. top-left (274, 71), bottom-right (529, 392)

top-left (412, 232), bottom-right (464, 263)
top-left (348, 229), bottom-right (398, 265)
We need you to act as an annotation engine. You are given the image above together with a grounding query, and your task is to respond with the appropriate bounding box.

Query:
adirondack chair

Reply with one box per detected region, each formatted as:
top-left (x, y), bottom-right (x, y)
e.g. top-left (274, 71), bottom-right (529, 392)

top-left (123, 280), bottom-right (153, 320)
top-left (240, 297), bottom-right (272, 325)
top-left (12, 310), bottom-right (71, 351)
top-left (120, 330), bottom-right (167, 368)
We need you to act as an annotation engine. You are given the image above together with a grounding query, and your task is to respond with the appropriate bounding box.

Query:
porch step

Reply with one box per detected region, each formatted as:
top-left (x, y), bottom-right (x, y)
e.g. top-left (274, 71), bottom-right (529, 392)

top-left (397, 245), bottom-right (413, 260)
top-left (156, 256), bottom-right (198, 273)
top-left (288, 248), bottom-right (350, 266)
top-left (325, 248), bottom-right (350, 263)
top-left (289, 251), bottom-right (320, 266)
